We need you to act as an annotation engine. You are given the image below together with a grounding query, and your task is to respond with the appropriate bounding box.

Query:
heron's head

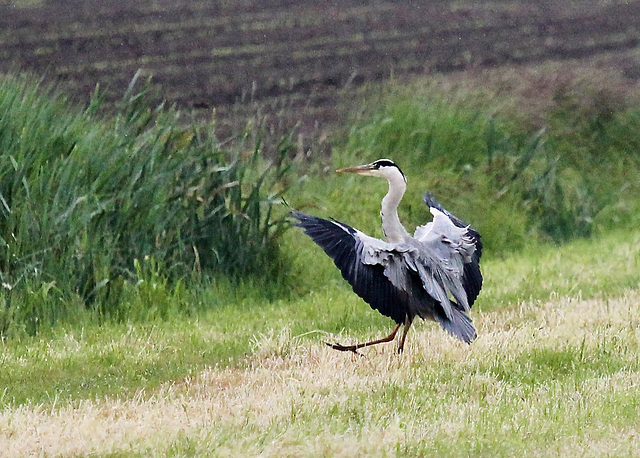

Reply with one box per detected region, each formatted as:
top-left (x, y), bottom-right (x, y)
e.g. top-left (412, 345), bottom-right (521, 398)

top-left (336, 159), bottom-right (406, 182)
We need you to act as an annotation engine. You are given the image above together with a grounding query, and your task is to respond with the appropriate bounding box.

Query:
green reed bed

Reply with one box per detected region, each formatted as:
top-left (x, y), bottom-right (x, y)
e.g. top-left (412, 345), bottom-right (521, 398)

top-left (0, 73), bottom-right (293, 336)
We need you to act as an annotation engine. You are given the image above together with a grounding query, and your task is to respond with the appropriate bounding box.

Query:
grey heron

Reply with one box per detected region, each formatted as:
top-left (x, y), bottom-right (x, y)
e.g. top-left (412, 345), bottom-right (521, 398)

top-left (291, 159), bottom-right (482, 353)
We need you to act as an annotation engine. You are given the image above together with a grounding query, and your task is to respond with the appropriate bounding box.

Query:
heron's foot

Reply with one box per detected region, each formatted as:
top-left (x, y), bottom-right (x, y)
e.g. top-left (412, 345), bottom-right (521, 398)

top-left (325, 341), bottom-right (362, 355)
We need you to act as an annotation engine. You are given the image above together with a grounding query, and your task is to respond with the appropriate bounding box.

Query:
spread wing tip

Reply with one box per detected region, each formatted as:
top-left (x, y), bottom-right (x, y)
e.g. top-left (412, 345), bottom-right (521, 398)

top-left (423, 192), bottom-right (483, 258)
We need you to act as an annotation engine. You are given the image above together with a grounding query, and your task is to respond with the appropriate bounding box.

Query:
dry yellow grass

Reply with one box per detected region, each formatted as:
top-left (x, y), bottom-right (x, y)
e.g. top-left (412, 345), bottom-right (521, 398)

top-left (2, 289), bottom-right (640, 456)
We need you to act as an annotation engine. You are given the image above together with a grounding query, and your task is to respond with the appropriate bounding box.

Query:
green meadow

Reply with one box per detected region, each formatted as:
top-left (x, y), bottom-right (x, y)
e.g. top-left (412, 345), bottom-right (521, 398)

top-left (1, 62), bottom-right (640, 455)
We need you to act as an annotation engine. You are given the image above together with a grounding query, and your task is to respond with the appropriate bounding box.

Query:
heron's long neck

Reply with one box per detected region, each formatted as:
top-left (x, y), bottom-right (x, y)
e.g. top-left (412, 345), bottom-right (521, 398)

top-left (381, 173), bottom-right (410, 243)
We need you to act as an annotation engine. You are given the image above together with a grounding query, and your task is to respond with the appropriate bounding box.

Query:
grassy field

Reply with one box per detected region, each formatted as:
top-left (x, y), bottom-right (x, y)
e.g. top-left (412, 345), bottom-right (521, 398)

top-left (1, 222), bottom-right (640, 455)
top-left (3, 2), bottom-right (640, 454)
top-left (2, 64), bottom-right (640, 454)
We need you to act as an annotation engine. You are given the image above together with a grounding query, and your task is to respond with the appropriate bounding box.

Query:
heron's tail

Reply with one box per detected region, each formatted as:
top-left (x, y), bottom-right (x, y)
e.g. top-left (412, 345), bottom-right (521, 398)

top-left (436, 307), bottom-right (477, 344)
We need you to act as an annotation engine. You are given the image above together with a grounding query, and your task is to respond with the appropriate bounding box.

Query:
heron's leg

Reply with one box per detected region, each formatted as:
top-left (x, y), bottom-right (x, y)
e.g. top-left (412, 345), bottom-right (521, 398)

top-left (397, 315), bottom-right (414, 353)
top-left (326, 322), bottom-right (402, 354)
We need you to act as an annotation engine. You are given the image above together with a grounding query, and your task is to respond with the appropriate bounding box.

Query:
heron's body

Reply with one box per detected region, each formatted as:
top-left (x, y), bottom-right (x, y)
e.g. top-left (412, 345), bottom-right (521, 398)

top-left (292, 159), bottom-right (482, 353)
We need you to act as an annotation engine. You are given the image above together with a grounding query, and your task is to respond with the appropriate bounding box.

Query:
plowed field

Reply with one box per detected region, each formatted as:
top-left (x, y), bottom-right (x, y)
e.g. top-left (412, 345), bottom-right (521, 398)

top-left (2, 0), bottom-right (640, 142)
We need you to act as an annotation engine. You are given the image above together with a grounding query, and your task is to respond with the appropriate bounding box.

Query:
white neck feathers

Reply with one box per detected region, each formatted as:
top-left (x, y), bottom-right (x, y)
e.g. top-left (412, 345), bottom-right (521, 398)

top-left (380, 168), bottom-right (410, 243)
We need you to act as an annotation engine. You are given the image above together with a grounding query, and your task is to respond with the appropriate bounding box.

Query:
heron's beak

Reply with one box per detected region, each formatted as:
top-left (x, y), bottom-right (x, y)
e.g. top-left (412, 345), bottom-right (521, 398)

top-left (336, 163), bottom-right (374, 174)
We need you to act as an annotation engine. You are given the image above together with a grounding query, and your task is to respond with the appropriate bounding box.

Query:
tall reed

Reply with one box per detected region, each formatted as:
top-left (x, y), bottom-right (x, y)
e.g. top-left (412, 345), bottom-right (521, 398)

top-left (0, 73), bottom-right (293, 334)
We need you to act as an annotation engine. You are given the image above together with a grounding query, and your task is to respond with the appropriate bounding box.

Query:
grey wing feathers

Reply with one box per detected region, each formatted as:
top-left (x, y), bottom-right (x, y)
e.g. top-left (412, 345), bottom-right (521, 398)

top-left (423, 193), bottom-right (482, 252)
top-left (422, 192), bottom-right (483, 308)
top-left (290, 210), bottom-right (406, 324)
top-left (292, 205), bottom-right (481, 345)
top-left (435, 305), bottom-right (477, 344)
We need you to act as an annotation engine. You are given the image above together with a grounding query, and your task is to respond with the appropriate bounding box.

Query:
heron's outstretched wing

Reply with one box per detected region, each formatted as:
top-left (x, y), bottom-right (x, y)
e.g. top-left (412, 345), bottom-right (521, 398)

top-left (422, 193), bottom-right (483, 258)
top-left (291, 210), bottom-right (407, 324)
top-left (414, 193), bottom-right (483, 309)
top-left (292, 210), bottom-right (478, 343)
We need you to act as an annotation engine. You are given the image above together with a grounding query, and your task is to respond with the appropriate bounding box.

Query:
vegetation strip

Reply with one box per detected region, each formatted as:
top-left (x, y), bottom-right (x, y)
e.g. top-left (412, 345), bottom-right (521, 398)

top-left (2, 289), bottom-right (639, 455)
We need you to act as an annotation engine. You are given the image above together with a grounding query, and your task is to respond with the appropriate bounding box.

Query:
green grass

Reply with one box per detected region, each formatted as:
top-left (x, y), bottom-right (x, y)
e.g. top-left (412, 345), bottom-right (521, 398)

top-left (2, 66), bottom-right (640, 455)
top-left (4, 64), bottom-right (640, 335)
top-left (2, 281), bottom-right (639, 455)
top-left (2, 227), bottom-right (638, 407)
top-left (0, 72), bottom-right (294, 335)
